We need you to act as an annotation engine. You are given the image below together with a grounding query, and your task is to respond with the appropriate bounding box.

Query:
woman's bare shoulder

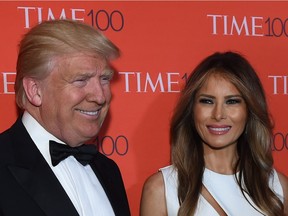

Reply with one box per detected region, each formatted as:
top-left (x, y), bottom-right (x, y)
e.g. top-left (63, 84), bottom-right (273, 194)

top-left (140, 171), bottom-right (167, 216)
top-left (144, 171), bottom-right (164, 191)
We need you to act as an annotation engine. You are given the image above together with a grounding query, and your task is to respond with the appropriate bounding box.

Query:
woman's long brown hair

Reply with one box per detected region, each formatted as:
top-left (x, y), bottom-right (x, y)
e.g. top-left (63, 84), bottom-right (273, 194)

top-left (170, 51), bottom-right (283, 215)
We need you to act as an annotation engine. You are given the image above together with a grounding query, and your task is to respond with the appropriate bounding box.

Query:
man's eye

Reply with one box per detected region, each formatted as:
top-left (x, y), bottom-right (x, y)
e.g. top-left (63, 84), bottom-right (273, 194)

top-left (73, 77), bottom-right (89, 86)
top-left (75, 78), bottom-right (86, 82)
top-left (101, 75), bottom-right (112, 83)
top-left (74, 79), bottom-right (87, 84)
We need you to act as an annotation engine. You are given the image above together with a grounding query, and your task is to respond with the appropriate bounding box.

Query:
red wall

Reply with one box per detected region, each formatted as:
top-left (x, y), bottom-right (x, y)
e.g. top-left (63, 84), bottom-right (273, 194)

top-left (0, 2), bottom-right (287, 215)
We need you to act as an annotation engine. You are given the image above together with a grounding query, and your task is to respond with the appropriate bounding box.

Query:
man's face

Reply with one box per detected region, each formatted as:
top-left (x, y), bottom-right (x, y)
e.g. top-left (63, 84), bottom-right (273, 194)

top-left (37, 53), bottom-right (113, 147)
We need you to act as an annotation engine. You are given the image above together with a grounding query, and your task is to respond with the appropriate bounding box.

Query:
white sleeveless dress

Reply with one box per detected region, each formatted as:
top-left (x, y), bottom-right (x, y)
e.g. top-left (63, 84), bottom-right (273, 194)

top-left (160, 165), bottom-right (284, 216)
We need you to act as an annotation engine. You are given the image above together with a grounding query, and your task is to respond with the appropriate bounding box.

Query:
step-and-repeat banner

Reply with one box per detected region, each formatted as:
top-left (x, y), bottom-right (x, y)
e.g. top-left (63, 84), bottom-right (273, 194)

top-left (0, 1), bottom-right (287, 215)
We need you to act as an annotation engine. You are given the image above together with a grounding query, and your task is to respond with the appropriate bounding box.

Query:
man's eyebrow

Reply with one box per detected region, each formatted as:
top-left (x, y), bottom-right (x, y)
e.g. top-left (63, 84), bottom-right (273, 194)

top-left (103, 68), bottom-right (114, 76)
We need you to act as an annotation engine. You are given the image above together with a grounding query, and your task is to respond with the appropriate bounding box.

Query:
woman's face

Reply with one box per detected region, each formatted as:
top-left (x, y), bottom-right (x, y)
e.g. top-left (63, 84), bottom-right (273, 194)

top-left (193, 74), bottom-right (247, 150)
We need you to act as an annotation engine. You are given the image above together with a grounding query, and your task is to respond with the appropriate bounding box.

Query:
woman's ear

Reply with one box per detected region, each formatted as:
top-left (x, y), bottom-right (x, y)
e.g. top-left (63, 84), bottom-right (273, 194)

top-left (22, 77), bottom-right (42, 107)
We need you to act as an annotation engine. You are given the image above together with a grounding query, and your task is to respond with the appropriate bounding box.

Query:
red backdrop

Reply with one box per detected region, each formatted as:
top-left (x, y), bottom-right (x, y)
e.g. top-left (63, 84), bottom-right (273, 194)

top-left (0, 2), bottom-right (287, 215)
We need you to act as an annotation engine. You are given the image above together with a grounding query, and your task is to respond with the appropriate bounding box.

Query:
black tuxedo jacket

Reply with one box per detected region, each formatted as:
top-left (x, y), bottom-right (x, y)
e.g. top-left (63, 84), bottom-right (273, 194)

top-left (0, 118), bottom-right (130, 216)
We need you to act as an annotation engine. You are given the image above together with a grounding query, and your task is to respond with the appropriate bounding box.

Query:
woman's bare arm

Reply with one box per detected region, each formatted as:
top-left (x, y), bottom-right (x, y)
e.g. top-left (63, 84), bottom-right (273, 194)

top-left (140, 172), bottom-right (167, 216)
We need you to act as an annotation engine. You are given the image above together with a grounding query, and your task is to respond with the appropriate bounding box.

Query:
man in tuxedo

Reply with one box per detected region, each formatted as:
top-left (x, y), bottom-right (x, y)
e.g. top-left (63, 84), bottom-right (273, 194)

top-left (0, 19), bottom-right (130, 216)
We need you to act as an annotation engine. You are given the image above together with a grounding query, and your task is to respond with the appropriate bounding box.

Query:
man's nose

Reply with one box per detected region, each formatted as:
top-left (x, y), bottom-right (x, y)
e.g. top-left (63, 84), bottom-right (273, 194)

top-left (87, 80), bottom-right (107, 105)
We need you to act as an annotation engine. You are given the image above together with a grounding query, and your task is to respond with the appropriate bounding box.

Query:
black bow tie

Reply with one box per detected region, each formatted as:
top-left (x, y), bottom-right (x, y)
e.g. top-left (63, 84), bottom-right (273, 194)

top-left (49, 140), bottom-right (98, 166)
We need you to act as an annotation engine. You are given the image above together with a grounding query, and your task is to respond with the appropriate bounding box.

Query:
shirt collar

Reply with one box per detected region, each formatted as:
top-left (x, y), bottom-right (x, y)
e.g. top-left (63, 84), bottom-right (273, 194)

top-left (22, 111), bottom-right (65, 167)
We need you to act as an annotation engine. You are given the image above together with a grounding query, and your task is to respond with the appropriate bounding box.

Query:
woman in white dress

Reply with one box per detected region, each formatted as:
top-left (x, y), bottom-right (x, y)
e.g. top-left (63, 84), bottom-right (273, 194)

top-left (140, 51), bottom-right (288, 216)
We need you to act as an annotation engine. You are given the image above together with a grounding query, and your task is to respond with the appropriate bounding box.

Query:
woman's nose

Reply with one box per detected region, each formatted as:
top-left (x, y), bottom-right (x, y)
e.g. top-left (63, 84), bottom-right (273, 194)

top-left (212, 103), bottom-right (226, 121)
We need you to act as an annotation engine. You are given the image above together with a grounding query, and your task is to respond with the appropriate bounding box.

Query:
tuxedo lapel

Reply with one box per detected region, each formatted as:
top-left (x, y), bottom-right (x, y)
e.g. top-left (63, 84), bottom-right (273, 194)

top-left (89, 153), bottom-right (131, 216)
top-left (8, 119), bottom-right (79, 216)
top-left (90, 160), bottom-right (116, 204)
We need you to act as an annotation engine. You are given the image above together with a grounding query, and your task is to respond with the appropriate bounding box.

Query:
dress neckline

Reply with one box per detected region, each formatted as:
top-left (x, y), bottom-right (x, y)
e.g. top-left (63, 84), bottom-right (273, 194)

top-left (204, 167), bottom-right (239, 177)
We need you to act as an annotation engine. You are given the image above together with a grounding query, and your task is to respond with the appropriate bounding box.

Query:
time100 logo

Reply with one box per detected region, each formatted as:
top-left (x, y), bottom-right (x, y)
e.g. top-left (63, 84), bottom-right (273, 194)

top-left (18, 7), bottom-right (124, 32)
top-left (92, 135), bottom-right (129, 156)
top-left (272, 132), bottom-right (288, 151)
top-left (87, 9), bottom-right (124, 32)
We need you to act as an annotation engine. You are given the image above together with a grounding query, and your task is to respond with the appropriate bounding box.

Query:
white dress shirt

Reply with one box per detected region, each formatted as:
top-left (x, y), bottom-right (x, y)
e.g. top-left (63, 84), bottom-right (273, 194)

top-left (22, 111), bottom-right (115, 216)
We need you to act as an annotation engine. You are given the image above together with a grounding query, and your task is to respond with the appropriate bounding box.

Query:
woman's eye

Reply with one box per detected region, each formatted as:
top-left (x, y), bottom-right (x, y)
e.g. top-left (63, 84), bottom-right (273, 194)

top-left (226, 99), bottom-right (241, 104)
top-left (199, 98), bottom-right (213, 104)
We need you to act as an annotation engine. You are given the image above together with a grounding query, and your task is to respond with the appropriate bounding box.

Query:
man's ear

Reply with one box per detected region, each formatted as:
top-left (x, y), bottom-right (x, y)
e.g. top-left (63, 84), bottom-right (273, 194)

top-left (22, 77), bottom-right (42, 107)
